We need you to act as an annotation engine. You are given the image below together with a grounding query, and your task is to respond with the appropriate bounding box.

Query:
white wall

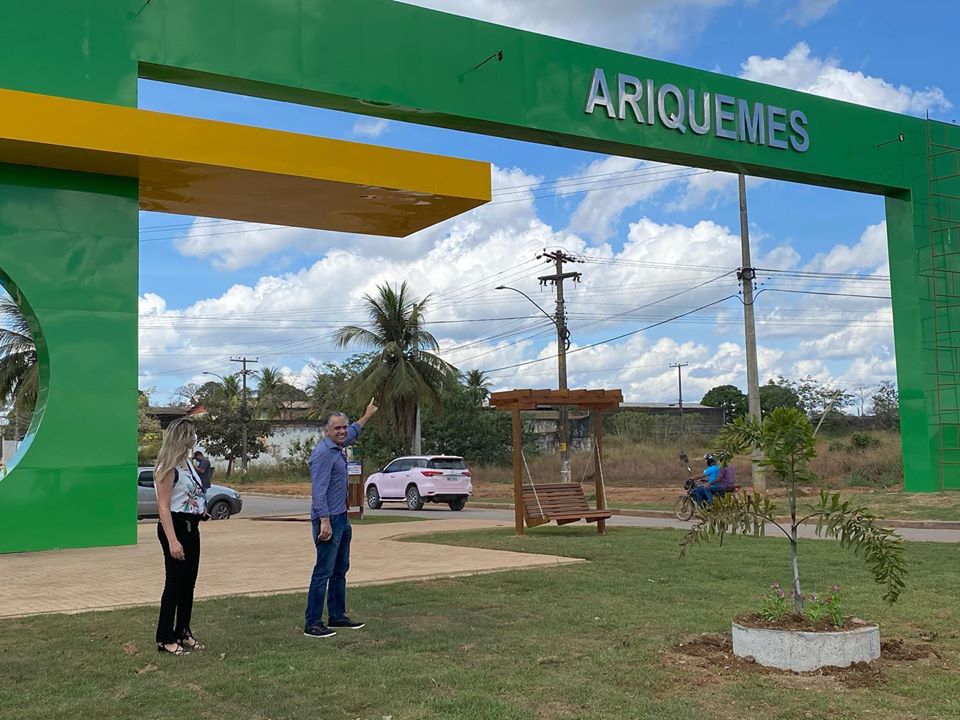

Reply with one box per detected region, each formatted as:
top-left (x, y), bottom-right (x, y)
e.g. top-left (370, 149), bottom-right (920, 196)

top-left (253, 424), bottom-right (323, 466)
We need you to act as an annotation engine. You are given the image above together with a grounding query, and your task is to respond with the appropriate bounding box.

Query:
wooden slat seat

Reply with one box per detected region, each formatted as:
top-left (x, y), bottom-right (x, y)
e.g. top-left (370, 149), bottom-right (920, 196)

top-left (521, 483), bottom-right (612, 527)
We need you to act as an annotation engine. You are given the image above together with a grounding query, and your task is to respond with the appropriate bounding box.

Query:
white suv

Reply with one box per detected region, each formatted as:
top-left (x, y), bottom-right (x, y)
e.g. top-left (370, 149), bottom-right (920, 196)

top-left (364, 455), bottom-right (473, 511)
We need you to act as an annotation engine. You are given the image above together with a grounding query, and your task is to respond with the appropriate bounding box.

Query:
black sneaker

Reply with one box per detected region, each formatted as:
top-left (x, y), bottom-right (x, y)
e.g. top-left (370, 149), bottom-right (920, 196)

top-left (328, 616), bottom-right (365, 630)
top-left (303, 623), bottom-right (337, 638)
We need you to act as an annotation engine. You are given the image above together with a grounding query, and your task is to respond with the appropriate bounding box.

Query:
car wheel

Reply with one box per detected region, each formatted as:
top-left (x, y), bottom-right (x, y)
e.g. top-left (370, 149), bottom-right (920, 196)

top-left (208, 500), bottom-right (232, 520)
top-left (405, 484), bottom-right (424, 511)
top-left (366, 485), bottom-right (383, 510)
top-left (448, 497), bottom-right (467, 511)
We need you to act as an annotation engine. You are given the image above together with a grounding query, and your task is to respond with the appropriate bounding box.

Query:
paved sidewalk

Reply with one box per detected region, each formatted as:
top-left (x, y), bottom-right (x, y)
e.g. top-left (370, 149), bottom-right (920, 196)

top-left (0, 517), bottom-right (582, 619)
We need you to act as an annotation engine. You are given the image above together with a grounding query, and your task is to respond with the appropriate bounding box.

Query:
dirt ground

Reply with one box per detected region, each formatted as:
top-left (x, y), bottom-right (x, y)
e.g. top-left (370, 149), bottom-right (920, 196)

top-left (659, 633), bottom-right (944, 690)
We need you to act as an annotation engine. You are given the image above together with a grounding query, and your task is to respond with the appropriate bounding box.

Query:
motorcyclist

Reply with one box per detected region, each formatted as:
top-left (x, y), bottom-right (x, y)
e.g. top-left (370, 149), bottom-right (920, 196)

top-left (692, 453), bottom-right (725, 506)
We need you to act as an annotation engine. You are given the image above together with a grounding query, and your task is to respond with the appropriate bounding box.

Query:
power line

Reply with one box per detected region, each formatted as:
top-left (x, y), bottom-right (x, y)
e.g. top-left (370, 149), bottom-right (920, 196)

top-left (482, 293), bottom-right (739, 376)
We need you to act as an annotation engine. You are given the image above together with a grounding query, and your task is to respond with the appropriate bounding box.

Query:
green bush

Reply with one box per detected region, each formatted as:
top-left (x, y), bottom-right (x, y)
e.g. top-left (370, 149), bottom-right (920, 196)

top-left (848, 432), bottom-right (881, 451)
top-left (137, 440), bottom-right (161, 466)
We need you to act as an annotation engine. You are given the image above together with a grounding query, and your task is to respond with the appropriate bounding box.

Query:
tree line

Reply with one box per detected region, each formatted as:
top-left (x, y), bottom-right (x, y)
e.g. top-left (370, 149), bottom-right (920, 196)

top-left (699, 377), bottom-right (899, 430)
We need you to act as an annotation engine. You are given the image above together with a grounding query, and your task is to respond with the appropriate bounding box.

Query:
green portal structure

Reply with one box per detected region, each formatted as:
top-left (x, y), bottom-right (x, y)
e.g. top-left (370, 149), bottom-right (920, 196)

top-left (0, 0), bottom-right (956, 553)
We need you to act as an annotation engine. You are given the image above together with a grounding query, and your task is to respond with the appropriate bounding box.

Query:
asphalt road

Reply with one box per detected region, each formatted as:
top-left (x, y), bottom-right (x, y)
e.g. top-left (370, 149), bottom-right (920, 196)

top-left (233, 494), bottom-right (960, 543)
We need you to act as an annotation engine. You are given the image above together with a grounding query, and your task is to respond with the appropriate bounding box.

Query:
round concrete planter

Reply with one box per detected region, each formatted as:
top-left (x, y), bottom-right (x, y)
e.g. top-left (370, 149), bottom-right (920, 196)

top-left (732, 622), bottom-right (880, 672)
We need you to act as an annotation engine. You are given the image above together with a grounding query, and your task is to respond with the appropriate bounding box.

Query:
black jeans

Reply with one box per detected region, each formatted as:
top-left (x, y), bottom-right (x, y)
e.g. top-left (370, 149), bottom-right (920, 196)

top-left (156, 513), bottom-right (202, 645)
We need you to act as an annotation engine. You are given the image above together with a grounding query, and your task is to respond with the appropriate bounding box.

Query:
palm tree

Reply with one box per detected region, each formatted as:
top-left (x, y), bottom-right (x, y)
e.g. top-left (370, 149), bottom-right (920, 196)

top-left (197, 375), bottom-right (241, 410)
top-left (334, 282), bottom-right (458, 452)
top-left (464, 369), bottom-right (493, 406)
top-left (255, 366), bottom-right (287, 419)
top-left (0, 294), bottom-right (38, 437)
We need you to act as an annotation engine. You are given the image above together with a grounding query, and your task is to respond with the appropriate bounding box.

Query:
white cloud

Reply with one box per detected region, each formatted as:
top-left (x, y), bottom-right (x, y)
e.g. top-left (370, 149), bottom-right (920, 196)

top-left (565, 157), bottom-right (674, 242)
top-left (665, 172), bottom-right (768, 213)
top-left (143, 164), bottom-right (896, 406)
top-left (804, 221), bottom-right (888, 274)
top-left (740, 42), bottom-right (952, 116)
top-left (796, 307), bottom-right (893, 361)
top-left (399, 0), bottom-right (732, 56)
top-left (173, 220), bottom-right (316, 271)
top-left (565, 158), bottom-right (766, 242)
top-left (351, 118), bottom-right (390, 138)
top-left (783, 0), bottom-right (839, 26)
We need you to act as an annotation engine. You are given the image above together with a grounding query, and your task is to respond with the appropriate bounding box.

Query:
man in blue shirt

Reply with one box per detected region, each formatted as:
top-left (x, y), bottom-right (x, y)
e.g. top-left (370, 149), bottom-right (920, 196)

top-left (691, 453), bottom-right (723, 506)
top-left (303, 398), bottom-right (378, 639)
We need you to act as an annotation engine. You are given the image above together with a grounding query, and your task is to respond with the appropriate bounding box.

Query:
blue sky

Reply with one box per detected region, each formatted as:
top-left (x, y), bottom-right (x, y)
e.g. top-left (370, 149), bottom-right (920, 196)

top-left (136, 0), bottom-right (959, 409)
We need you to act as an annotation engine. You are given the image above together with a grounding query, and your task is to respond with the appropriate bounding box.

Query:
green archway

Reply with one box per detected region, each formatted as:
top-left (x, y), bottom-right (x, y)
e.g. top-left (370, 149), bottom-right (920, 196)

top-left (0, 0), bottom-right (955, 553)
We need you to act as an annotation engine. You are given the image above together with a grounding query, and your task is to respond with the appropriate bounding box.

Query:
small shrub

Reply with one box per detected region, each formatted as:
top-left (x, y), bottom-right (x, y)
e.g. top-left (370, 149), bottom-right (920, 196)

top-left (806, 585), bottom-right (845, 628)
top-left (849, 432), bottom-right (881, 451)
top-left (138, 439), bottom-right (161, 466)
top-left (279, 437), bottom-right (318, 476)
top-left (759, 582), bottom-right (788, 622)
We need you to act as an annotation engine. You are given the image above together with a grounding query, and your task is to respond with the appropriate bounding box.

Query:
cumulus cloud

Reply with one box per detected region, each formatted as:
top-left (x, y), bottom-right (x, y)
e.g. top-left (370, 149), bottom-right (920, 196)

top-left (804, 221), bottom-right (888, 275)
top-left (173, 220), bottom-right (316, 271)
top-left (795, 307), bottom-right (894, 361)
top-left (143, 166), bottom-right (895, 405)
top-left (399, 0), bottom-right (732, 56)
top-left (564, 157), bottom-right (766, 242)
top-left (565, 157), bottom-right (678, 242)
top-left (739, 42), bottom-right (952, 116)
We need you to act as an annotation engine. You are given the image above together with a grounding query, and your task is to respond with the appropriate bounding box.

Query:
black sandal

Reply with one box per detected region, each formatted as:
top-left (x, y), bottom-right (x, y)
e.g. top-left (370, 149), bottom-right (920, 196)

top-left (157, 641), bottom-right (188, 656)
top-left (180, 633), bottom-right (206, 651)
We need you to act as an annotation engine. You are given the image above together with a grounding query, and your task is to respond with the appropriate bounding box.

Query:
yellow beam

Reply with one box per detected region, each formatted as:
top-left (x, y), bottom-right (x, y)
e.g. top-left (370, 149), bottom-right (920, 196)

top-left (0, 88), bottom-right (490, 236)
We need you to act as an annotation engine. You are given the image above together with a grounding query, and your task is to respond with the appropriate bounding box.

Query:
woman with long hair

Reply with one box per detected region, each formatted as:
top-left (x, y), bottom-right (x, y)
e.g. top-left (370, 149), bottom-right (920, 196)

top-left (154, 417), bottom-right (208, 655)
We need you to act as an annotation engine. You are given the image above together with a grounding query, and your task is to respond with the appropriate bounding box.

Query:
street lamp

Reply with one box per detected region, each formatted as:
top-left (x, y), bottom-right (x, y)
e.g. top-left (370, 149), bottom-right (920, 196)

top-left (495, 284), bottom-right (572, 482)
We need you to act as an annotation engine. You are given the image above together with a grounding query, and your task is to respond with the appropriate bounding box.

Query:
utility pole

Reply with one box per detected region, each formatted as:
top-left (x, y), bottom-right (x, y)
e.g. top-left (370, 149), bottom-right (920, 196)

top-left (230, 356), bottom-right (258, 477)
top-left (537, 249), bottom-right (581, 482)
top-left (669, 362), bottom-right (689, 456)
top-left (738, 174), bottom-right (765, 493)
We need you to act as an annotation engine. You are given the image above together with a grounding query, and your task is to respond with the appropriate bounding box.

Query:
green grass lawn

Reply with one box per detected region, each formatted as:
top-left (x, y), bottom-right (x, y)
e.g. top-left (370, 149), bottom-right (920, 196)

top-left (483, 490), bottom-right (960, 521)
top-left (842, 490), bottom-right (960, 522)
top-left (2, 527), bottom-right (958, 720)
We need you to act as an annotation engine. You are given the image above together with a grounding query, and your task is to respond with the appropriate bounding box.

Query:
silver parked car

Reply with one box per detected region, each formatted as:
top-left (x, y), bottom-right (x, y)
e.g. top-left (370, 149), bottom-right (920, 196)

top-left (137, 466), bottom-right (243, 520)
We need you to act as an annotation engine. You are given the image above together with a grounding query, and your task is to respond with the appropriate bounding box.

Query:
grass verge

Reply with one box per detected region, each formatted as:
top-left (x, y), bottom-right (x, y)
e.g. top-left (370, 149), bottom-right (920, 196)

top-left (1, 527), bottom-right (957, 719)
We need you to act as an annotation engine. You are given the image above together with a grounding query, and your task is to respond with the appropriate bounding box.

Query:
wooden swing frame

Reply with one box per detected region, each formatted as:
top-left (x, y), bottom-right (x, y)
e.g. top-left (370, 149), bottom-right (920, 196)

top-left (489, 388), bottom-right (623, 535)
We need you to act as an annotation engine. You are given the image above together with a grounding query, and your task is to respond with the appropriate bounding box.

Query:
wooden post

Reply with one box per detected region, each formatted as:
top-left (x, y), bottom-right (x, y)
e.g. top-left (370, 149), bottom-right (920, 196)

top-left (512, 408), bottom-right (524, 535)
top-left (592, 408), bottom-right (606, 535)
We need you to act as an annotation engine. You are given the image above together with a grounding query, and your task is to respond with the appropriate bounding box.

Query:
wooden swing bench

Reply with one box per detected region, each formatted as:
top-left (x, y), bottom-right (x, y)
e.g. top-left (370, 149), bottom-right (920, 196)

top-left (522, 483), bottom-right (612, 527)
top-left (490, 388), bottom-right (623, 535)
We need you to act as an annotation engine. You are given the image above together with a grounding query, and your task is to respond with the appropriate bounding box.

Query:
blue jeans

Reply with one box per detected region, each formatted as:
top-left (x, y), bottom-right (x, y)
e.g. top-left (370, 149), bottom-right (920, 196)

top-left (304, 513), bottom-right (352, 627)
top-left (693, 483), bottom-right (725, 506)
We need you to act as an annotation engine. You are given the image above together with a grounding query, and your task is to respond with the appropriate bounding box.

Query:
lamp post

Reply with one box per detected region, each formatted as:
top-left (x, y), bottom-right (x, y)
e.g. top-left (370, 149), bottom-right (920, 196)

top-left (495, 284), bottom-right (572, 482)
